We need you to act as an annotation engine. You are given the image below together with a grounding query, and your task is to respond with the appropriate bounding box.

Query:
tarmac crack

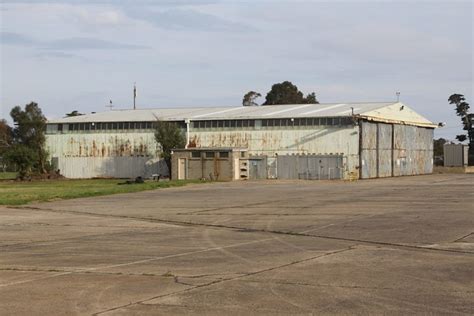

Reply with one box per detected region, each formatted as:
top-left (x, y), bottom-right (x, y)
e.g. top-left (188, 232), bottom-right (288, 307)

top-left (92, 247), bottom-right (354, 315)
top-left (10, 206), bottom-right (474, 256)
top-left (453, 232), bottom-right (473, 243)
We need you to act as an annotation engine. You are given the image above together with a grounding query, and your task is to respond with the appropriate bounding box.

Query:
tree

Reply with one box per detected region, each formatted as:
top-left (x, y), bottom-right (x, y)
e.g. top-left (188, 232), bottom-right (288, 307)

top-left (448, 94), bottom-right (473, 146)
top-left (154, 121), bottom-right (186, 176)
top-left (305, 92), bottom-right (318, 104)
top-left (3, 144), bottom-right (37, 179)
top-left (0, 120), bottom-right (13, 172)
top-left (433, 138), bottom-right (447, 157)
top-left (456, 134), bottom-right (467, 142)
top-left (242, 91), bottom-right (261, 106)
top-left (65, 110), bottom-right (84, 117)
top-left (0, 119), bottom-right (12, 150)
top-left (262, 81), bottom-right (319, 105)
top-left (10, 102), bottom-right (48, 174)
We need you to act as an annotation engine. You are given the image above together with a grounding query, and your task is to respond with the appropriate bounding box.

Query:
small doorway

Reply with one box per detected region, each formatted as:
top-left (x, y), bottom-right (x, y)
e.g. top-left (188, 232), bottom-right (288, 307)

top-left (178, 158), bottom-right (186, 180)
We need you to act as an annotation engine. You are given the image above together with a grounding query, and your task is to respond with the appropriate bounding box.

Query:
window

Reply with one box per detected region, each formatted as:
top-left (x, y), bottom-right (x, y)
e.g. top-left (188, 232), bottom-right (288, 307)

top-left (236, 120), bottom-right (243, 128)
top-left (320, 118), bottom-right (328, 125)
top-left (218, 120), bottom-right (224, 128)
top-left (243, 120), bottom-right (249, 127)
top-left (112, 122), bottom-right (118, 130)
top-left (205, 121), bottom-right (212, 128)
top-left (219, 152), bottom-right (229, 158)
top-left (230, 120), bottom-right (236, 127)
top-left (205, 152), bottom-right (215, 158)
top-left (146, 122), bottom-right (152, 129)
top-left (191, 151), bottom-right (201, 158)
top-left (262, 120), bottom-right (268, 127)
top-left (224, 120), bottom-right (230, 128)
top-left (212, 120), bottom-right (218, 128)
top-left (57, 124), bottom-right (63, 132)
top-left (249, 120), bottom-right (255, 127)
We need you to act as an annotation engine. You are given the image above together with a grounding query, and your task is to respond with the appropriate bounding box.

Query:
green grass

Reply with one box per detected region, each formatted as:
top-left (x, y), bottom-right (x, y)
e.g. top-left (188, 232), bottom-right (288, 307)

top-left (0, 172), bottom-right (17, 180)
top-left (0, 179), bottom-right (203, 206)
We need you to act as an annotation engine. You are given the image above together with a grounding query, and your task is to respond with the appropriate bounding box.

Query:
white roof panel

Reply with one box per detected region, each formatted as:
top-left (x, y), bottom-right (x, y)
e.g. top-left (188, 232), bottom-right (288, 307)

top-left (47, 102), bottom-right (436, 127)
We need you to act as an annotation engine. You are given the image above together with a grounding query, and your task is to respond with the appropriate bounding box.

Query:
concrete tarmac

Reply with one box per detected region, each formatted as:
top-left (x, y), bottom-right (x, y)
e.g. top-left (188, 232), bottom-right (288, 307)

top-left (0, 174), bottom-right (473, 315)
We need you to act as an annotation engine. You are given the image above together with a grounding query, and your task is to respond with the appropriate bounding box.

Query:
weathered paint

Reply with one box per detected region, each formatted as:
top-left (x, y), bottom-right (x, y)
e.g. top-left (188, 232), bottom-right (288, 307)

top-left (46, 132), bottom-right (159, 158)
top-left (189, 125), bottom-right (360, 179)
top-left (277, 155), bottom-right (344, 180)
top-left (46, 120), bottom-right (433, 180)
top-left (46, 132), bottom-right (165, 178)
top-left (360, 122), bottom-right (377, 179)
top-left (57, 157), bottom-right (167, 179)
top-left (393, 125), bottom-right (433, 176)
top-left (360, 121), bottom-right (433, 179)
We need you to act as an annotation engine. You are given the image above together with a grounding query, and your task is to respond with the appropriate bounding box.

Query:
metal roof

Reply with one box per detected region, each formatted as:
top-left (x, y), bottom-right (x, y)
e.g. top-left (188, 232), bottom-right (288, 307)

top-left (48, 102), bottom-right (436, 128)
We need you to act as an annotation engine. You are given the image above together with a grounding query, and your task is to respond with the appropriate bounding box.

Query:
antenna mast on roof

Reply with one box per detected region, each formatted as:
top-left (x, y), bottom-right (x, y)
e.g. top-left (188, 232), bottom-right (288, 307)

top-left (133, 82), bottom-right (137, 110)
top-left (107, 99), bottom-right (114, 111)
top-left (396, 92), bottom-right (400, 102)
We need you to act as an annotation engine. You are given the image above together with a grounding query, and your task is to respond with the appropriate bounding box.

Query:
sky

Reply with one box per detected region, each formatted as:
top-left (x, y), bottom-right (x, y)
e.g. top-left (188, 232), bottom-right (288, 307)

top-left (0, 0), bottom-right (472, 140)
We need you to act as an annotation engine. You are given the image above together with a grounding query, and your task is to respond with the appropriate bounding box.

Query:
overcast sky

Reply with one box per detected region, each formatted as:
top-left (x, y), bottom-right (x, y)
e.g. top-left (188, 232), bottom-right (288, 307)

top-left (0, 0), bottom-right (472, 140)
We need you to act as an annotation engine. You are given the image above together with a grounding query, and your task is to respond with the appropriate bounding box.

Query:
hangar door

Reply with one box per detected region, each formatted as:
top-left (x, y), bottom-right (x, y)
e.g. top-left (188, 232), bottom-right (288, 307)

top-left (248, 157), bottom-right (267, 180)
top-left (360, 122), bottom-right (393, 179)
top-left (277, 155), bottom-right (344, 180)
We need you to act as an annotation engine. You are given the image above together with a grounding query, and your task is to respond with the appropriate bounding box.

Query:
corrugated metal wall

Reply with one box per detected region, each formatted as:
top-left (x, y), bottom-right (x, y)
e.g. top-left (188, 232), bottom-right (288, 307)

top-left (443, 144), bottom-right (468, 167)
top-left (276, 155), bottom-right (344, 180)
top-left (393, 125), bottom-right (433, 176)
top-left (360, 121), bottom-right (433, 178)
top-left (46, 132), bottom-right (166, 178)
top-left (57, 157), bottom-right (167, 179)
top-left (190, 126), bottom-right (359, 179)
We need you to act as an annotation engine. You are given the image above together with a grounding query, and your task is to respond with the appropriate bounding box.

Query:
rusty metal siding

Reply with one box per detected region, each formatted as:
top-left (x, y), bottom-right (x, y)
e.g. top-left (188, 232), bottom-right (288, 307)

top-left (46, 132), bottom-right (159, 158)
top-left (360, 122), bottom-right (377, 179)
top-left (377, 123), bottom-right (393, 177)
top-left (360, 122), bottom-right (432, 178)
top-left (276, 155), bottom-right (343, 180)
top-left (46, 132), bottom-right (164, 178)
top-left (57, 157), bottom-right (167, 179)
top-left (189, 126), bottom-right (359, 180)
top-left (392, 125), bottom-right (433, 176)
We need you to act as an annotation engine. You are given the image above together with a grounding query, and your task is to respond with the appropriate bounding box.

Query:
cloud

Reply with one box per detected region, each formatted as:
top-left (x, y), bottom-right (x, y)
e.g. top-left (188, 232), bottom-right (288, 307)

top-left (46, 37), bottom-right (147, 50)
top-left (0, 32), bottom-right (148, 50)
top-left (126, 8), bottom-right (255, 32)
top-left (0, 0), bottom-right (219, 5)
top-left (0, 32), bottom-right (38, 46)
top-left (34, 51), bottom-right (80, 59)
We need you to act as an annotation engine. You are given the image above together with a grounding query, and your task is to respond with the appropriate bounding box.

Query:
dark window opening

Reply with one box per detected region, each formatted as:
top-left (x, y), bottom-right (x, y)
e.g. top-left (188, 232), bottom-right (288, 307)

top-left (205, 152), bottom-right (215, 158)
top-left (219, 152), bottom-right (229, 158)
top-left (191, 151), bottom-right (201, 158)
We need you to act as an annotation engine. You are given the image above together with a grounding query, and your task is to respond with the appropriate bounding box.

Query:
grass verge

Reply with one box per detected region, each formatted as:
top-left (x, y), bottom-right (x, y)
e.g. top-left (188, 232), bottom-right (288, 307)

top-left (0, 179), bottom-right (204, 206)
top-left (0, 172), bottom-right (17, 180)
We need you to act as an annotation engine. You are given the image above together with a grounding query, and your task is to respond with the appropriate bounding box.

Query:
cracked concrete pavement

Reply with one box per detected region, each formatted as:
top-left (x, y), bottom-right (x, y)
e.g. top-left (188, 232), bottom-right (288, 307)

top-left (0, 174), bottom-right (473, 315)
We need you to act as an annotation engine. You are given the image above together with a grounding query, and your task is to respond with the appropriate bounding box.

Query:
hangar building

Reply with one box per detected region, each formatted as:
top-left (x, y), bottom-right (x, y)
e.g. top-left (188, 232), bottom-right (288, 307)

top-left (45, 102), bottom-right (436, 180)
